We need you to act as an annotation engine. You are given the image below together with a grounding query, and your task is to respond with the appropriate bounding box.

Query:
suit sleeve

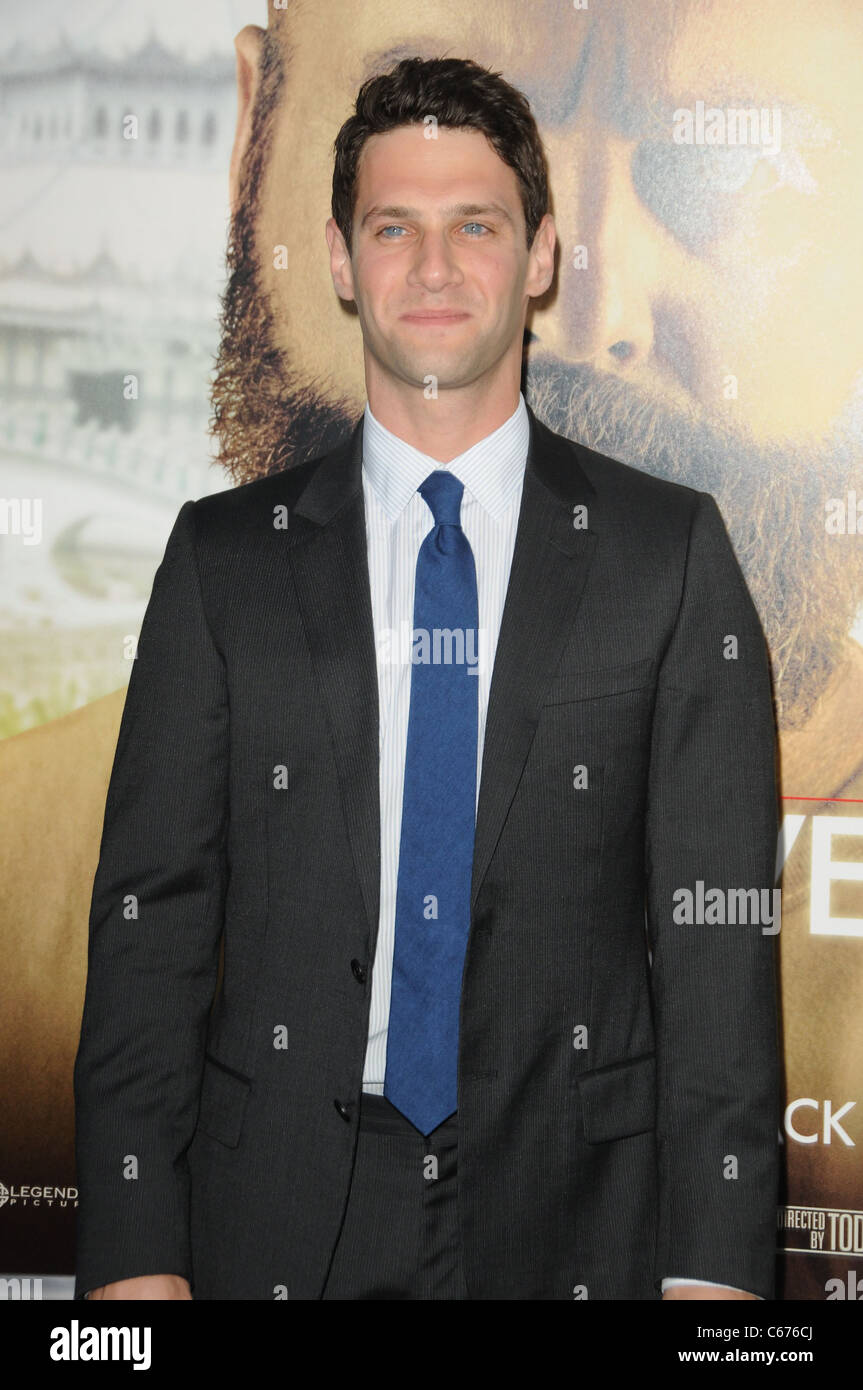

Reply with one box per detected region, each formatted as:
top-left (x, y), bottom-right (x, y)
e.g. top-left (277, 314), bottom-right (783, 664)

top-left (645, 489), bottom-right (781, 1301)
top-left (72, 499), bottom-right (228, 1299)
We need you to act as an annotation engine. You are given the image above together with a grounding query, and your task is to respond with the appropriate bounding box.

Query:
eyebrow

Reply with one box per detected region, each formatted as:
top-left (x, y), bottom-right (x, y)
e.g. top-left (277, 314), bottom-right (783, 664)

top-left (361, 202), bottom-right (516, 229)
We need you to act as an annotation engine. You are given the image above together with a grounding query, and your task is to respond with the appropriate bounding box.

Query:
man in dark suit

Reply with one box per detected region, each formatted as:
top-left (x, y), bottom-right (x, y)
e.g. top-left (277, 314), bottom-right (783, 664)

top-left (74, 55), bottom-right (780, 1301)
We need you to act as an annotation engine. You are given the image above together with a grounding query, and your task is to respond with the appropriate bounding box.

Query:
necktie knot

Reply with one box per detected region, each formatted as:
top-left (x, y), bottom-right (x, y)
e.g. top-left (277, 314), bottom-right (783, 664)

top-left (418, 469), bottom-right (465, 528)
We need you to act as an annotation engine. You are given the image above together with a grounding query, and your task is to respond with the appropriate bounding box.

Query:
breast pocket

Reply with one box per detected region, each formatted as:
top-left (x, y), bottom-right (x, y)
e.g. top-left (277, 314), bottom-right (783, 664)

top-left (542, 656), bottom-right (655, 708)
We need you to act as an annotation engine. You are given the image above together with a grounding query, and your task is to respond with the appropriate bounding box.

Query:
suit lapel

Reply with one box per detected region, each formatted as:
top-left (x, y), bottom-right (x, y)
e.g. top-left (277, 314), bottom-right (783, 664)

top-left (470, 405), bottom-right (598, 910)
top-left (287, 418), bottom-right (383, 952)
top-left (284, 403), bottom-right (600, 951)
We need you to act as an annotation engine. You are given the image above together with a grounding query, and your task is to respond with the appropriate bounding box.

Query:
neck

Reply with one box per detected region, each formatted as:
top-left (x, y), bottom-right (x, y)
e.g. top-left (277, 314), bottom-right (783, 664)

top-left (365, 363), bottom-right (521, 463)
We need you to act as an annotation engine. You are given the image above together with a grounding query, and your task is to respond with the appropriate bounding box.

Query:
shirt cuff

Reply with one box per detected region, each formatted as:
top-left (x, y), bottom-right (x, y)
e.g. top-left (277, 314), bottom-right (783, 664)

top-left (661, 1277), bottom-right (762, 1299)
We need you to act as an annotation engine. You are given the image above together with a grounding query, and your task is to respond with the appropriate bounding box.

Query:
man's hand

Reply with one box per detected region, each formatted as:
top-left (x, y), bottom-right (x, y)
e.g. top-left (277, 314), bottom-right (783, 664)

top-left (663, 1286), bottom-right (758, 1301)
top-left (86, 1275), bottom-right (192, 1300)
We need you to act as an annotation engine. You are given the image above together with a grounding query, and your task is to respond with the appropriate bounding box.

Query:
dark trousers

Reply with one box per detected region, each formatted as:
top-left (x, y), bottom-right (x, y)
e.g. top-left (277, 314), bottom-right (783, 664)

top-left (321, 1091), bottom-right (469, 1299)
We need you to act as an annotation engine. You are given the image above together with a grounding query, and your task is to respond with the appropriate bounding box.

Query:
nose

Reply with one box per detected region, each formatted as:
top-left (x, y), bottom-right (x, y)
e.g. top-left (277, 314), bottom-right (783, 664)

top-left (559, 133), bottom-right (658, 370)
top-left (405, 229), bottom-right (464, 293)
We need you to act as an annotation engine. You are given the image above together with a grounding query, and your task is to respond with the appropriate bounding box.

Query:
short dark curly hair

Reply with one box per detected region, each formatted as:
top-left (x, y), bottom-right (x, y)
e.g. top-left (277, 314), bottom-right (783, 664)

top-left (331, 56), bottom-right (550, 255)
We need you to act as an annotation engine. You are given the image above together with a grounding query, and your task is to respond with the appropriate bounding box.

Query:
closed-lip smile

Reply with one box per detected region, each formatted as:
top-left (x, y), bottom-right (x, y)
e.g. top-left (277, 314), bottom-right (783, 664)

top-left (400, 309), bottom-right (471, 321)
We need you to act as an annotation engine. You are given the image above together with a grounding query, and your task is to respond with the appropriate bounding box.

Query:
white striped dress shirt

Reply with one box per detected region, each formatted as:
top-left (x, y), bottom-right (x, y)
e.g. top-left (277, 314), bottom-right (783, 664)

top-left (355, 390), bottom-right (744, 1298)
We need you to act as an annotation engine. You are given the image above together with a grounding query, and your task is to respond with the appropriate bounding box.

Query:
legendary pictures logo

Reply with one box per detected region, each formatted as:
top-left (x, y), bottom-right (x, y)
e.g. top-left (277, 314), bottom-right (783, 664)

top-left (0, 1180), bottom-right (78, 1210)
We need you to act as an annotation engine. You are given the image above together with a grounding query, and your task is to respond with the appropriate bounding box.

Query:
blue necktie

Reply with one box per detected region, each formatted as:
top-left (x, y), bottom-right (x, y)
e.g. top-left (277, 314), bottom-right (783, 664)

top-left (384, 470), bottom-right (479, 1135)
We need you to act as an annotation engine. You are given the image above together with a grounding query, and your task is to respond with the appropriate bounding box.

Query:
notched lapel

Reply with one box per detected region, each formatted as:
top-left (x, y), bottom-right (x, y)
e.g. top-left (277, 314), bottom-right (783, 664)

top-left (287, 418), bottom-right (382, 952)
top-left (470, 406), bottom-right (600, 911)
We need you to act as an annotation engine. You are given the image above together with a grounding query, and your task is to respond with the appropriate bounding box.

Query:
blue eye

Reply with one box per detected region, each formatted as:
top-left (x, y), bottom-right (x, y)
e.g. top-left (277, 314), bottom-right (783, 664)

top-left (377, 222), bottom-right (489, 239)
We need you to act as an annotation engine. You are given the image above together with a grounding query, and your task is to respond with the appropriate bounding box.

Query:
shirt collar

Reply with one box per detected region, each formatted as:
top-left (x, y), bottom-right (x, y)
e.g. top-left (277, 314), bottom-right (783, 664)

top-left (362, 392), bottom-right (529, 521)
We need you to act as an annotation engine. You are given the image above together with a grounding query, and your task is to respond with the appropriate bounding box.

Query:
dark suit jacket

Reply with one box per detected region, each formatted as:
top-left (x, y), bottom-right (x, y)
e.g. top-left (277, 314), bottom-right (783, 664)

top-left (73, 403), bottom-right (781, 1300)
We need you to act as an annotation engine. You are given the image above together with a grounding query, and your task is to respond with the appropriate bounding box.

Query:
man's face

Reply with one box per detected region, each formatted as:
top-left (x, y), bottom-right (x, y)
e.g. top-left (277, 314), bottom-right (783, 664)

top-left (328, 124), bottom-right (547, 399)
top-left (213, 0), bottom-right (863, 729)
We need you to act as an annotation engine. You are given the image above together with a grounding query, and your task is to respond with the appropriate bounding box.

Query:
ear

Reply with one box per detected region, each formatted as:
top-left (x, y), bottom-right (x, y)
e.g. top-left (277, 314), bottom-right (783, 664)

top-left (526, 212), bottom-right (557, 299)
top-left (229, 26), bottom-right (266, 216)
top-left (326, 217), bottom-right (357, 304)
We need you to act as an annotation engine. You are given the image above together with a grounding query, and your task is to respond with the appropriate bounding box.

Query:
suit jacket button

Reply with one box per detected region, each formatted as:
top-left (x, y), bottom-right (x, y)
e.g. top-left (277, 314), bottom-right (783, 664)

top-left (334, 1099), bottom-right (352, 1122)
top-left (350, 958), bottom-right (366, 983)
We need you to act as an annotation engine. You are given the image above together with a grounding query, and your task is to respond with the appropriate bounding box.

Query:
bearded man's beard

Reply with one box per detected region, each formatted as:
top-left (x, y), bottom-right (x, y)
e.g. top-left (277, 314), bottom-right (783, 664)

top-left (526, 356), bottom-right (863, 732)
top-left (209, 40), bottom-right (358, 491)
top-left (210, 217), bottom-right (358, 486)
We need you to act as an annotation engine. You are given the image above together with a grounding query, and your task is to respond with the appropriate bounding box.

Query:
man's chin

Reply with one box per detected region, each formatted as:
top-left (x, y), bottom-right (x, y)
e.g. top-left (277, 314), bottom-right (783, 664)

top-left (372, 343), bottom-right (489, 393)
